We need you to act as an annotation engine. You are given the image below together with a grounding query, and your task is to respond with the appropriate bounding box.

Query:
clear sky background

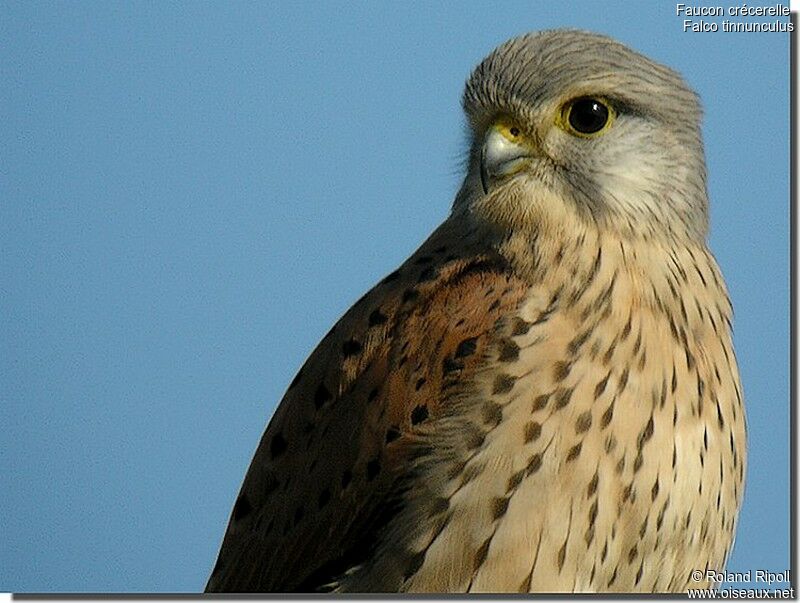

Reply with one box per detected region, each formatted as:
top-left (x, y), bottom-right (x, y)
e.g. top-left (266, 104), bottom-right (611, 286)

top-left (1, 1), bottom-right (791, 593)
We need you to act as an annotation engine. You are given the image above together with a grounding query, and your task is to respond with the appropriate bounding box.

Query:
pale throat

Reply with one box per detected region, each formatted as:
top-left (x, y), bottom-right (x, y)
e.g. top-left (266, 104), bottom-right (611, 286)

top-left (493, 210), bottom-right (722, 330)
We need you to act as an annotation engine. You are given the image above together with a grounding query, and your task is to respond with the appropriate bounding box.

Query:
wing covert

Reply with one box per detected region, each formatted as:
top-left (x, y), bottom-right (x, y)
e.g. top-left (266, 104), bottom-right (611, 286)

top-left (206, 219), bottom-right (528, 592)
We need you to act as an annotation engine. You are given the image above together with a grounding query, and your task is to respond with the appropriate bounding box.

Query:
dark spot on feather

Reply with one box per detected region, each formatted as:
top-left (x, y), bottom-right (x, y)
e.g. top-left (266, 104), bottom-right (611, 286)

top-left (342, 339), bottom-right (362, 357)
top-left (602, 339), bottom-right (617, 365)
top-left (553, 387), bottom-right (574, 409)
top-left (575, 411), bottom-right (592, 434)
top-left (617, 367), bottom-right (630, 392)
top-left (568, 329), bottom-right (591, 355)
top-left (638, 416), bottom-right (654, 449)
top-left (318, 488), bottom-right (331, 509)
top-left (601, 400), bottom-right (615, 428)
top-left (526, 453), bottom-right (543, 475)
top-left (557, 540), bottom-right (567, 572)
top-left (467, 431), bottom-right (485, 450)
top-left (566, 442), bottom-right (582, 462)
top-left (632, 331), bottom-right (642, 356)
top-left (460, 462), bottom-right (483, 484)
top-left (482, 401), bottom-right (503, 426)
top-left (620, 316), bottom-right (632, 340)
top-left (366, 458), bottom-right (381, 481)
top-left (270, 433), bottom-right (288, 459)
top-left (473, 538), bottom-right (492, 570)
top-left (589, 500), bottom-right (598, 525)
top-left (386, 427), bottom-right (400, 443)
top-left (498, 339), bottom-right (520, 362)
top-left (524, 421), bottom-right (542, 443)
top-left (622, 483), bottom-right (633, 503)
top-left (367, 387), bottom-right (379, 403)
top-left (532, 394), bottom-right (549, 412)
top-left (637, 350), bottom-right (647, 371)
top-left (341, 469), bottom-right (352, 489)
top-left (294, 505), bottom-right (305, 525)
top-left (594, 372), bottom-right (611, 398)
top-left (635, 561), bottom-right (644, 585)
top-left (492, 374), bottom-right (516, 394)
top-left (553, 360), bottom-right (572, 382)
top-left (414, 255), bottom-right (433, 265)
top-left (368, 309), bottom-right (387, 326)
top-left (492, 497), bottom-right (509, 520)
top-left (411, 404), bottom-right (429, 425)
top-left (442, 356), bottom-right (464, 375)
top-left (685, 347), bottom-right (696, 371)
top-left (455, 337), bottom-right (478, 358)
top-left (587, 471), bottom-right (599, 497)
top-left (402, 288), bottom-right (419, 303)
top-left (507, 469), bottom-right (525, 491)
top-left (511, 317), bottom-right (533, 336)
top-left (314, 383), bottom-right (332, 409)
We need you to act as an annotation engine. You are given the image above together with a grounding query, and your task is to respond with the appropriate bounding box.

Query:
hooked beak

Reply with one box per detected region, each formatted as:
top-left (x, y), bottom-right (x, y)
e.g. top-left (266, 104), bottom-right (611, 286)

top-left (479, 126), bottom-right (537, 194)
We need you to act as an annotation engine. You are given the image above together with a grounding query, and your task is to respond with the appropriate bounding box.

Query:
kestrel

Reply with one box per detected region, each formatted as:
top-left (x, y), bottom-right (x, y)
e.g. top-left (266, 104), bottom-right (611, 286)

top-left (206, 30), bottom-right (745, 593)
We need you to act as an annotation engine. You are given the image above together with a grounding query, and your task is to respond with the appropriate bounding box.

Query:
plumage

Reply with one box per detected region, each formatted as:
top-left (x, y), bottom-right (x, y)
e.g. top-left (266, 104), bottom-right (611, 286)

top-left (206, 29), bottom-right (745, 593)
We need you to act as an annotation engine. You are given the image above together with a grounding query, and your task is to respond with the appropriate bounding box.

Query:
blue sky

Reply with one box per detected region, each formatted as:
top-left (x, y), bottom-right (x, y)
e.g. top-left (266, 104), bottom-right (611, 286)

top-left (1, 1), bottom-right (791, 593)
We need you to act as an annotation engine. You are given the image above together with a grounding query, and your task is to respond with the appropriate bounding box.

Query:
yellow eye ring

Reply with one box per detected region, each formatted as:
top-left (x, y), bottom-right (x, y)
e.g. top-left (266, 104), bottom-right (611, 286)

top-left (559, 97), bottom-right (615, 137)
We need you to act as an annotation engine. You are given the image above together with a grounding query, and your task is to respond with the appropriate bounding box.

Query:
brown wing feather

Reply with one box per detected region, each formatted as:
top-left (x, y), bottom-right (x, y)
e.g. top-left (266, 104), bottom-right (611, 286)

top-left (206, 218), bottom-right (528, 592)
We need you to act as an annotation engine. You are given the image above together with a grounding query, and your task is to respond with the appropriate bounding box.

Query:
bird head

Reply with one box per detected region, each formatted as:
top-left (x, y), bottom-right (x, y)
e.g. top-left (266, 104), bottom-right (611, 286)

top-left (455, 30), bottom-right (708, 243)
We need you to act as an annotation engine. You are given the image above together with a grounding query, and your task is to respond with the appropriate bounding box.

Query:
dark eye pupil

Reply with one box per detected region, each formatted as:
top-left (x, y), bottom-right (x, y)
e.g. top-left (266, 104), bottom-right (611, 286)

top-left (568, 98), bottom-right (609, 134)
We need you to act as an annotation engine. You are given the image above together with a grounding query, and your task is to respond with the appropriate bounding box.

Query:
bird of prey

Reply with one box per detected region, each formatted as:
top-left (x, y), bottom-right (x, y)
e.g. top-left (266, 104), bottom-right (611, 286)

top-left (206, 29), bottom-right (745, 593)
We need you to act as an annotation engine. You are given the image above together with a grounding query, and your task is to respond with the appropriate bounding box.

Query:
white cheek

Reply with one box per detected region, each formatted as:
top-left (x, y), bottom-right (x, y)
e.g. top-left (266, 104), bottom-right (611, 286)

top-left (594, 133), bottom-right (669, 213)
top-left (586, 118), bottom-right (690, 225)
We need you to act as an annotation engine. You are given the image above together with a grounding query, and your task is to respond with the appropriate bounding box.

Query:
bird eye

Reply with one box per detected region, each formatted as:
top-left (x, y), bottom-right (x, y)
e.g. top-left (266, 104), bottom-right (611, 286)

top-left (562, 97), bottom-right (614, 136)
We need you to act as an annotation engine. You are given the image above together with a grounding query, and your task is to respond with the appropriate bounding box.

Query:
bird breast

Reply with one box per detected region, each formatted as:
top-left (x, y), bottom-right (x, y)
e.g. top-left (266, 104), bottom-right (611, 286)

top-left (344, 234), bottom-right (745, 593)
